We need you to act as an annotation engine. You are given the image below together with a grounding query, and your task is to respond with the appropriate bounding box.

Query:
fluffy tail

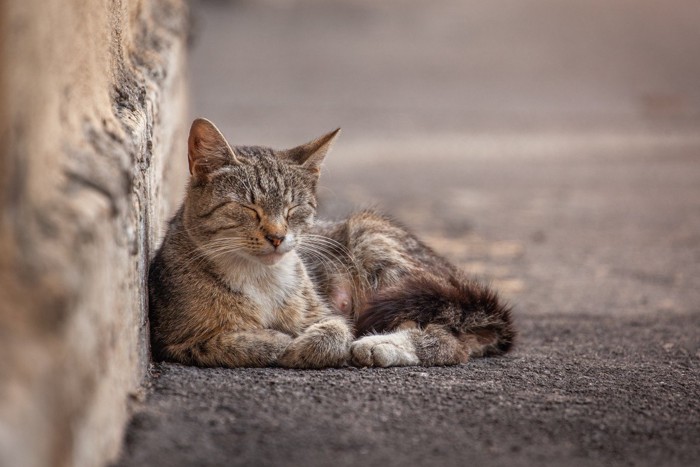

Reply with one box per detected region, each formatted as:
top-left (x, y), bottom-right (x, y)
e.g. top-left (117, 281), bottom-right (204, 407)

top-left (355, 275), bottom-right (515, 357)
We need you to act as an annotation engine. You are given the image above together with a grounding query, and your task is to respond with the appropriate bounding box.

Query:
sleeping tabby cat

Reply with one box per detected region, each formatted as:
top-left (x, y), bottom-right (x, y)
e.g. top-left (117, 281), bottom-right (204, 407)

top-left (148, 118), bottom-right (514, 368)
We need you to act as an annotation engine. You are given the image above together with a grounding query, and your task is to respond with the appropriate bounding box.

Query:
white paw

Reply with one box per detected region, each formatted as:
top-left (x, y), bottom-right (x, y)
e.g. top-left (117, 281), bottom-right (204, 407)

top-left (351, 331), bottom-right (420, 367)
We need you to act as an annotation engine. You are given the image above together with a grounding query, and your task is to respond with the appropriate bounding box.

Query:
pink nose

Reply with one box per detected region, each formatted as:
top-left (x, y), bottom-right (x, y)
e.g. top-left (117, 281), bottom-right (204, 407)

top-left (265, 234), bottom-right (285, 248)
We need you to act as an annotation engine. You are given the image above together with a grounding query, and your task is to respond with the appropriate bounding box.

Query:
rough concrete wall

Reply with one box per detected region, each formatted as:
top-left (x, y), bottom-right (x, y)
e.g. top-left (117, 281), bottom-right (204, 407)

top-left (0, 0), bottom-right (188, 466)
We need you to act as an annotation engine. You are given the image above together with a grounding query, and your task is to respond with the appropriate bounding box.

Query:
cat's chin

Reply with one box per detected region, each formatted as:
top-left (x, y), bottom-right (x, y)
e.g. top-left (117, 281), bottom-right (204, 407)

top-left (257, 252), bottom-right (288, 266)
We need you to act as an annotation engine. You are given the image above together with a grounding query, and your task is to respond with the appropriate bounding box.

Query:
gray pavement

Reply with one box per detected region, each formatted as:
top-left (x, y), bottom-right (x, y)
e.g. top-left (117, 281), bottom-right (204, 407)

top-left (116, 1), bottom-right (700, 465)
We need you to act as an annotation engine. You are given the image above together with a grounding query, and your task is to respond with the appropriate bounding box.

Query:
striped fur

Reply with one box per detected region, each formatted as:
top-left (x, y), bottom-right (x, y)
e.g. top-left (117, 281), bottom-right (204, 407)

top-left (149, 118), bottom-right (515, 369)
top-left (305, 210), bottom-right (515, 366)
top-left (149, 119), bottom-right (351, 368)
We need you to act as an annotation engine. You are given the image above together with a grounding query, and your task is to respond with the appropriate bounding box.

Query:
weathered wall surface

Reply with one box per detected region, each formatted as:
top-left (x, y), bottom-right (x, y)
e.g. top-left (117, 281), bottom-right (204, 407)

top-left (0, 0), bottom-right (188, 466)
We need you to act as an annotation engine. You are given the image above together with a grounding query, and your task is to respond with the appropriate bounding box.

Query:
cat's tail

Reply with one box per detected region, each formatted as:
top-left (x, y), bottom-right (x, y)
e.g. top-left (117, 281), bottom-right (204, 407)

top-left (355, 274), bottom-right (515, 357)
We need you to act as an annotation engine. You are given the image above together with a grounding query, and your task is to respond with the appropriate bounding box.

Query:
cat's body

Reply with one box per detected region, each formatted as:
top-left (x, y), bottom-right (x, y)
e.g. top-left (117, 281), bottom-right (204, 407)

top-left (306, 211), bottom-right (514, 366)
top-left (149, 118), bottom-right (514, 368)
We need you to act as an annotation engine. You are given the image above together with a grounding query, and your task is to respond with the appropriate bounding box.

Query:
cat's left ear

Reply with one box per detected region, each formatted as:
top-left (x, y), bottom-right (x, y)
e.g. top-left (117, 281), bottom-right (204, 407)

top-left (188, 118), bottom-right (240, 179)
top-left (281, 128), bottom-right (340, 175)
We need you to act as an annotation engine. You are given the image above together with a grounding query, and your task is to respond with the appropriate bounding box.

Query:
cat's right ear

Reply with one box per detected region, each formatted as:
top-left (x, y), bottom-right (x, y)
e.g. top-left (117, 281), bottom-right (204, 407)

top-left (188, 118), bottom-right (240, 179)
top-left (280, 128), bottom-right (340, 176)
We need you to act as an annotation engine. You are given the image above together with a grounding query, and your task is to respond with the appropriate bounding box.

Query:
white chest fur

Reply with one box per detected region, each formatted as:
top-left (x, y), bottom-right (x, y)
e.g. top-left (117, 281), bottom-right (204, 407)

top-left (215, 252), bottom-right (300, 327)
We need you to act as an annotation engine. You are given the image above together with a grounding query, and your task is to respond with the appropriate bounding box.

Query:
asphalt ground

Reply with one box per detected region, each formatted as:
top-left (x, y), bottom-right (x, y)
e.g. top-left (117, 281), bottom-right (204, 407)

top-left (116, 1), bottom-right (700, 465)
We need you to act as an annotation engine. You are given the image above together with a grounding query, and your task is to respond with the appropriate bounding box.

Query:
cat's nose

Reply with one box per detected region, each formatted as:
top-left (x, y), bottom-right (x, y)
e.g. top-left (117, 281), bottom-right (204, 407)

top-left (265, 234), bottom-right (285, 248)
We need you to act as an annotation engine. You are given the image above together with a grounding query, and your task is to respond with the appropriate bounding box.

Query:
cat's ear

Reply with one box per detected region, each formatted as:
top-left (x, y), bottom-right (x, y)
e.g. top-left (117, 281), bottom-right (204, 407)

top-left (281, 128), bottom-right (340, 175)
top-left (188, 118), bottom-right (240, 178)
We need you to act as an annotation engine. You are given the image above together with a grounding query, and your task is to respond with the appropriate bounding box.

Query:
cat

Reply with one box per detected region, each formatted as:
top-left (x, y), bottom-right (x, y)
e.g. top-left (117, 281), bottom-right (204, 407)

top-left (149, 118), bottom-right (515, 368)
top-left (148, 119), bottom-right (353, 368)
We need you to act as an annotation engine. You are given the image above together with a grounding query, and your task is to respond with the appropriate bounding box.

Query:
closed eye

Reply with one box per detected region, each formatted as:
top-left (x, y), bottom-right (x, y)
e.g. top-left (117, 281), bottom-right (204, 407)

top-left (286, 205), bottom-right (301, 219)
top-left (286, 203), bottom-right (314, 219)
top-left (198, 201), bottom-right (234, 219)
top-left (240, 204), bottom-right (261, 220)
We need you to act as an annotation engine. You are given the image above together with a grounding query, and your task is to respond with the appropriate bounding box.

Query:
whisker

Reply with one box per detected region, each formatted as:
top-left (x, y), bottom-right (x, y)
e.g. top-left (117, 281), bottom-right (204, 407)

top-left (296, 243), bottom-right (364, 311)
top-left (300, 233), bottom-right (370, 291)
top-left (176, 239), bottom-right (250, 270)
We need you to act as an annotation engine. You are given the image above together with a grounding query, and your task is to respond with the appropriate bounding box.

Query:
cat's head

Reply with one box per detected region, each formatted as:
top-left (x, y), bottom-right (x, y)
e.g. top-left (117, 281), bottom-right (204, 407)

top-left (182, 118), bottom-right (339, 266)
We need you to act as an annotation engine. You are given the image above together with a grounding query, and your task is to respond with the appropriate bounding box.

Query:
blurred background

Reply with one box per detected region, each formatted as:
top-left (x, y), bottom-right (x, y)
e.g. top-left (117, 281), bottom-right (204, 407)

top-left (190, 0), bottom-right (700, 142)
top-left (187, 0), bottom-right (700, 314)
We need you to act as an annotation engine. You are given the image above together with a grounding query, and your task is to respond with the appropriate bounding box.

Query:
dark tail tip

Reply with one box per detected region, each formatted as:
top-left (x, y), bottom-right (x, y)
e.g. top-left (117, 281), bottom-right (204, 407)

top-left (356, 275), bottom-right (516, 356)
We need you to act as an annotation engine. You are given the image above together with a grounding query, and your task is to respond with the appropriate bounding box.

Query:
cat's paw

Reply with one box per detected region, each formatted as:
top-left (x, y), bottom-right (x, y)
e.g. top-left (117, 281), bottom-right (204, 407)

top-left (351, 331), bottom-right (420, 367)
top-left (278, 318), bottom-right (352, 369)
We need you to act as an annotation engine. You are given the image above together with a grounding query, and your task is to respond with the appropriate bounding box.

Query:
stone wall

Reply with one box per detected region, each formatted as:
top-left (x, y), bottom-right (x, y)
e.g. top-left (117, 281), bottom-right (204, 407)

top-left (0, 0), bottom-right (188, 466)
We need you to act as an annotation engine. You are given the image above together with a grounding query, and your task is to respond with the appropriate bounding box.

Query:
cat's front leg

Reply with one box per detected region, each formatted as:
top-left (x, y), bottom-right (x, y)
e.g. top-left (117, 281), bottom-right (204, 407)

top-left (169, 329), bottom-right (294, 368)
top-left (278, 316), bottom-right (353, 369)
